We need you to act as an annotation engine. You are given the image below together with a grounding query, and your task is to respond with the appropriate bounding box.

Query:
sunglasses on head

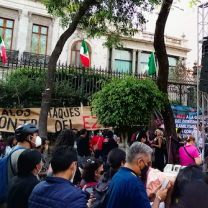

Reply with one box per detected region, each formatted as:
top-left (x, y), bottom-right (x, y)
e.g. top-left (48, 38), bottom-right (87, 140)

top-left (87, 159), bottom-right (95, 164)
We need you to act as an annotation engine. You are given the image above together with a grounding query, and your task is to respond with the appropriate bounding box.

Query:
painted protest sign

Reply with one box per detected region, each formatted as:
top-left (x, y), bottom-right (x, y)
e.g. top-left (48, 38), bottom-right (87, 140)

top-left (0, 106), bottom-right (102, 133)
top-left (153, 105), bottom-right (208, 135)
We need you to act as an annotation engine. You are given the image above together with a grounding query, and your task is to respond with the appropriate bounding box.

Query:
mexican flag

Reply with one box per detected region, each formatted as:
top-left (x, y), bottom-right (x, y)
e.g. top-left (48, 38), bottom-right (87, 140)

top-left (80, 39), bottom-right (89, 67)
top-left (0, 36), bottom-right (7, 64)
top-left (148, 52), bottom-right (156, 75)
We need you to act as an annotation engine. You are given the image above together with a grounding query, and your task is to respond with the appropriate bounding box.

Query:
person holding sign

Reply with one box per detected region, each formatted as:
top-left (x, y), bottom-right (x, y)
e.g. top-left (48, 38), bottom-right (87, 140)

top-left (90, 130), bottom-right (104, 159)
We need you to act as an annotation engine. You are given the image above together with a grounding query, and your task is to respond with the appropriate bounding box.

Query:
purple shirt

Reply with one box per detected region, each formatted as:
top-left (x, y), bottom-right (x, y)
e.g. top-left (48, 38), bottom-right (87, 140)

top-left (179, 145), bottom-right (200, 166)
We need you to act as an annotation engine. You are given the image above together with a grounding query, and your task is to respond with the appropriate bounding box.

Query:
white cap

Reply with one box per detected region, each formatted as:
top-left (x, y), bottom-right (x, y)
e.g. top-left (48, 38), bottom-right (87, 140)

top-left (35, 136), bottom-right (42, 147)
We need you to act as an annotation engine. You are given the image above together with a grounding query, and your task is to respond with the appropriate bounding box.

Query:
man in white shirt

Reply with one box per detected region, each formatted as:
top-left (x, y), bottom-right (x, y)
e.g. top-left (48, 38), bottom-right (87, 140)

top-left (192, 123), bottom-right (202, 151)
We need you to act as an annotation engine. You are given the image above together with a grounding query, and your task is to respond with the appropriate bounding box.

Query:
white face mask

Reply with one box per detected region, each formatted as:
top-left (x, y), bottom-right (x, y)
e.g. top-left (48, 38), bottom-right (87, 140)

top-left (70, 169), bottom-right (76, 183)
top-left (31, 136), bottom-right (42, 147)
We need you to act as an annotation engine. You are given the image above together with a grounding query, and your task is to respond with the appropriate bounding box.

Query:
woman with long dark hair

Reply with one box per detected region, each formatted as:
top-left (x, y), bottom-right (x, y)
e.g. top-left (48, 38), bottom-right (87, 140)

top-left (5, 136), bottom-right (17, 155)
top-left (137, 130), bottom-right (150, 145)
top-left (91, 148), bottom-right (126, 208)
top-left (170, 164), bottom-right (208, 208)
top-left (53, 129), bottom-right (75, 150)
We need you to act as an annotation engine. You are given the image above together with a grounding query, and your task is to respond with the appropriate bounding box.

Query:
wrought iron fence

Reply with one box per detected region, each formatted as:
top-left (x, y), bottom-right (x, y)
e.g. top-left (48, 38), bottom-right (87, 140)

top-left (0, 57), bottom-right (197, 108)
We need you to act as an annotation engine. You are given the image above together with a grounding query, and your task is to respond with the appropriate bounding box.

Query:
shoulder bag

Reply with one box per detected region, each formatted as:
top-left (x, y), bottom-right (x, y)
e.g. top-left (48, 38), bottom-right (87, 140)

top-left (93, 137), bottom-right (100, 151)
top-left (183, 146), bottom-right (195, 161)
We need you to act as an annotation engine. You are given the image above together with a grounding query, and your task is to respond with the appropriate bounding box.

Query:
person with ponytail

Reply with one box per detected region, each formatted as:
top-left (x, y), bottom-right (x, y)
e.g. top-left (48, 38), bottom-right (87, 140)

top-left (179, 135), bottom-right (202, 166)
top-left (91, 148), bottom-right (126, 208)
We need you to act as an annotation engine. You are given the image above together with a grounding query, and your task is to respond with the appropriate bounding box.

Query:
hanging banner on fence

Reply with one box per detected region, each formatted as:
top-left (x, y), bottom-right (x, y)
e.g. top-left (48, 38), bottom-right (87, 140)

top-left (0, 107), bottom-right (102, 133)
top-left (152, 105), bottom-right (208, 135)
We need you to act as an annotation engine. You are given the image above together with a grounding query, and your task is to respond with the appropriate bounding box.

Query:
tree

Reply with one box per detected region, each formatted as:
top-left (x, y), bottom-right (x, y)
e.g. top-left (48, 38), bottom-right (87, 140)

top-left (154, 0), bottom-right (200, 141)
top-left (154, 0), bottom-right (176, 141)
top-left (39, 0), bottom-right (162, 138)
top-left (92, 76), bottom-right (167, 147)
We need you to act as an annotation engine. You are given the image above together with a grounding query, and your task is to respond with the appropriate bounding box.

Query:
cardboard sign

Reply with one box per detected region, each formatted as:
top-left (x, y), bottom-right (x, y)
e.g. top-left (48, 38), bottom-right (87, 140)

top-left (0, 107), bottom-right (102, 133)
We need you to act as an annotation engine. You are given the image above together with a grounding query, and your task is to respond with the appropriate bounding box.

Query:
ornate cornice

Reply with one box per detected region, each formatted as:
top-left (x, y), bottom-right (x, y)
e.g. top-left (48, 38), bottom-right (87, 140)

top-left (28, 11), bottom-right (54, 27)
top-left (0, 5), bottom-right (22, 20)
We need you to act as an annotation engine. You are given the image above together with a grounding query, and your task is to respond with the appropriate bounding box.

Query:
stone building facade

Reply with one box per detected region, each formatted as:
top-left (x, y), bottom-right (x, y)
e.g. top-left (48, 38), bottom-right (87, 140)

top-left (0, 0), bottom-right (191, 72)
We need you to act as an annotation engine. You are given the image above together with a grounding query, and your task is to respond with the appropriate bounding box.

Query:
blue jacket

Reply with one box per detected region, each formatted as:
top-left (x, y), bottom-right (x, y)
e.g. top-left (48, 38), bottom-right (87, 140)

top-left (28, 177), bottom-right (88, 208)
top-left (106, 167), bottom-right (151, 208)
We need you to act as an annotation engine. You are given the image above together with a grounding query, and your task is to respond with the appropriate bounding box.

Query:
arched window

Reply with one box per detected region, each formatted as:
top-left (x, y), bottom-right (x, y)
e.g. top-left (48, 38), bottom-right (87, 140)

top-left (71, 40), bottom-right (91, 67)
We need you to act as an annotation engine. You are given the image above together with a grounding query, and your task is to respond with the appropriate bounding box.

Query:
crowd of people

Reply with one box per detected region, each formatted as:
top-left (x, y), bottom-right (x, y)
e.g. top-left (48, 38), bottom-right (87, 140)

top-left (0, 123), bottom-right (208, 208)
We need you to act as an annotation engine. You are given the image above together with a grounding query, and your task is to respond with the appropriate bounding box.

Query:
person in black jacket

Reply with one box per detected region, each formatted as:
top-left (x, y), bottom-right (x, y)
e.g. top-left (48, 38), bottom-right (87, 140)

top-left (7, 149), bottom-right (42, 208)
top-left (77, 128), bottom-right (91, 169)
top-left (102, 130), bottom-right (118, 170)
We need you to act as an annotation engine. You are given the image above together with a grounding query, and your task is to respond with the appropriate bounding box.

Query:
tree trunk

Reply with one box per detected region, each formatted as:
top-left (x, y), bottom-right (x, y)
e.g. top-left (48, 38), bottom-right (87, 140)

top-left (39, 0), bottom-right (97, 138)
top-left (154, 0), bottom-right (177, 141)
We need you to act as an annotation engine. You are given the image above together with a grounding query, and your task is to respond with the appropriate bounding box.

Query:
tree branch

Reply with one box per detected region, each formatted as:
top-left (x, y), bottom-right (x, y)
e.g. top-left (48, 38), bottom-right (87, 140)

top-left (39, 0), bottom-right (98, 138)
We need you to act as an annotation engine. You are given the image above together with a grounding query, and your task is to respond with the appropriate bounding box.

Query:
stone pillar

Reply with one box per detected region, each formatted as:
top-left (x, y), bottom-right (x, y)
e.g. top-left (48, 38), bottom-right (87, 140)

top-left (111, 47), bottom-right (115, 70)
top-left (137, 50), bottom-right (142, 74)
top-left (106, 49), bottom-right (110, 70)
top-left (132, 49), bottom-right (136, 73)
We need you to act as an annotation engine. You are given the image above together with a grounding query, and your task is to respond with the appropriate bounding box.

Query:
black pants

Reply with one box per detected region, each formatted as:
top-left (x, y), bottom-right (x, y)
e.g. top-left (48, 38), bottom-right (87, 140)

top-left (94, 150), bottom-right (103, 159)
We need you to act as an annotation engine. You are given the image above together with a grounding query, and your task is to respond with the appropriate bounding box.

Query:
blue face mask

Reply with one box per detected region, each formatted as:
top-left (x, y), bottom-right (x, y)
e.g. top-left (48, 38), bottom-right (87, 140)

top-left (99, 132), bottom-right (102, 136)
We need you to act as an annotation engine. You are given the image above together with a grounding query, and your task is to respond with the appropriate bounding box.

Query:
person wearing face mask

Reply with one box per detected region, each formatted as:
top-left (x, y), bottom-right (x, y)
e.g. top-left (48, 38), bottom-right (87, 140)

top-left (29, 146), bottom-right (89, 208)
top-left (7, 123), bottom-right (39, 184)
top-left (90, 130), bottom-right (104, 159)
top-left (36, 137), bottom-right (49, 181)
top-left (7, 149), bottom-right (42, 208)
top-left (106, 142), bottom-right (168, 208)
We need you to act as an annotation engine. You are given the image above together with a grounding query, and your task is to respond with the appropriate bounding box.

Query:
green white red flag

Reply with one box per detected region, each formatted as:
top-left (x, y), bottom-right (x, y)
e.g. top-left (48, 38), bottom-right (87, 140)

top-left (0, 36), bottom-right (7, 64)
top-left (80, 39), bottom-right (89, 67)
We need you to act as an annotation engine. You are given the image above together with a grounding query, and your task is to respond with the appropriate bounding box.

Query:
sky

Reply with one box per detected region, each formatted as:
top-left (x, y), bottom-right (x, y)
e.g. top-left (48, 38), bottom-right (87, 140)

top-left (145, 0), bottom-right (208, 68)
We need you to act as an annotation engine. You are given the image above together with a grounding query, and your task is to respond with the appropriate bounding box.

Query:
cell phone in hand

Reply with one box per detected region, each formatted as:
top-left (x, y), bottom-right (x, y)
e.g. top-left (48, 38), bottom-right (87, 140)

top-left (161, 179), bottom-right (169, 189)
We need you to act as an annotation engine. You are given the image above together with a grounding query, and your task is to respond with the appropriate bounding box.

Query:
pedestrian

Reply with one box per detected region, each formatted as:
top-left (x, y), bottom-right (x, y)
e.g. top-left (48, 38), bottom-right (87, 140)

top-left (90, 130), bottom-right (104, 159)
top-left (7, 149), bottom-right (42, 208)
top-left (8, 123), bottom-right (40, 182)
top-left (47, 129), bottom-right (82, 185)
top-left (130, 130), bottom-right (139, 145)
top-left (152, 129), bottom-right (165, 171)
top-left (77, 128), bottom-right (91, 169)
top-left (109, 127), bottom-right (119, 143)
top-left (72, 128), bottom-right (79, 149)
top-left (36, 137), bottom-right (48, 181)
top-left (91, 148), bottom-right (126, 208)
top-left (137, 130), bottom-right (150, 145)
top-left (170, 164), bottom-right (208, 208)
top-left (106, 142), bottom-right (167, 208)
top-left (179, 135), bottom-right (201, 166)
top-left (29, 146), bottom-right (89, 208)
top-left (192, 123), bottom-right (203, 151)
top-left (177, 128), bottom-right (185, 147)
top-left (5, 136), bottom-right (17, 155)
top-left (80, 158), bottom-right (103, 195)
top-left (102, 130), bottom-right (118, 170)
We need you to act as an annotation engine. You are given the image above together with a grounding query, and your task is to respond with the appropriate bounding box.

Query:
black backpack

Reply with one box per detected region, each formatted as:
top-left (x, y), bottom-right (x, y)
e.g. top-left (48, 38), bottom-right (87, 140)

top-left (91, 186), bottom-right (109, 208)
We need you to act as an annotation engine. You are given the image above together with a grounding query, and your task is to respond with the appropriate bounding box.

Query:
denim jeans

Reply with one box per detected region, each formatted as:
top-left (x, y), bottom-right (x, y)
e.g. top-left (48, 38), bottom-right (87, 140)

top-left (77, 155), bottom-right (89, 169)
